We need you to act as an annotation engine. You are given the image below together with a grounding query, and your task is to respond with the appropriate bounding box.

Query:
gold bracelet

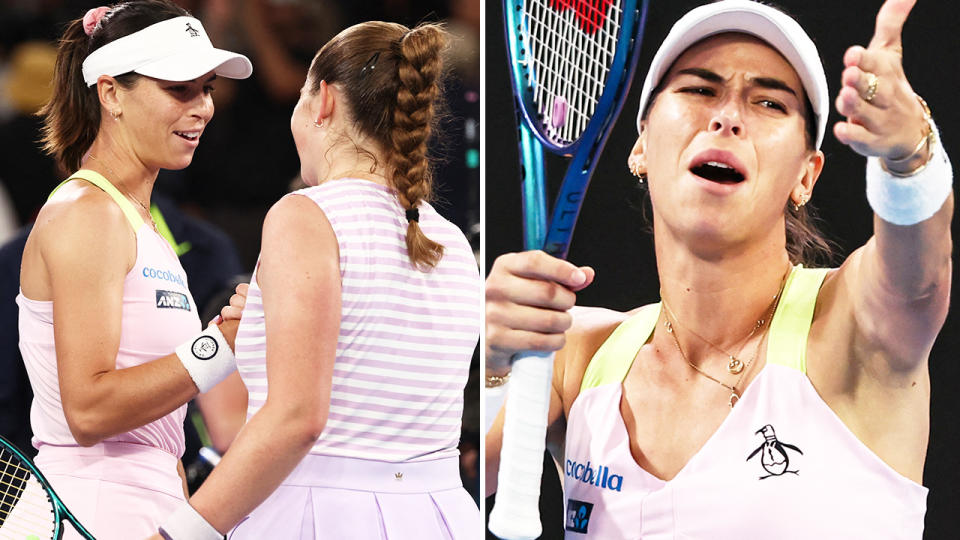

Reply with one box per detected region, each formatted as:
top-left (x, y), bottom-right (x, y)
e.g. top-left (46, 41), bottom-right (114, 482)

top-left (880, 95), bottom-right (936, 178)
top-left (485, 371), bottom-right (510, 388)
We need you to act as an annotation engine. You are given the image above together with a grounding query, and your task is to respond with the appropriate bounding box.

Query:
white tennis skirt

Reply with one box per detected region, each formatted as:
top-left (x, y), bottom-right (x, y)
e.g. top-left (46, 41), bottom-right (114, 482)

top-left (228, 454), bottom-right (480, 539)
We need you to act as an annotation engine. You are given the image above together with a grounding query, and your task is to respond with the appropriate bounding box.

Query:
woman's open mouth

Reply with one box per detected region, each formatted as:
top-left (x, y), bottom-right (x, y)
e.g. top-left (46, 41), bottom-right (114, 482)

top-left (688, 151), bottom-right (748, 185)
top-left (690, 161), bottom-right (745, 183)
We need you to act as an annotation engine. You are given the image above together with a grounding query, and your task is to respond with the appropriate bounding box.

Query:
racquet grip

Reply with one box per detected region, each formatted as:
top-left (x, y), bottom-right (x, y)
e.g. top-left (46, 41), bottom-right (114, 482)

top-left (488, 350), bottom-right (554, 540)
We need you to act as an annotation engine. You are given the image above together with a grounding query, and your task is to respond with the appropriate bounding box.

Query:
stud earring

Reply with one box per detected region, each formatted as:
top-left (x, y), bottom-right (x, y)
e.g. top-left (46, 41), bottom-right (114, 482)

top-left (314, 119), bottom-right (324, 128)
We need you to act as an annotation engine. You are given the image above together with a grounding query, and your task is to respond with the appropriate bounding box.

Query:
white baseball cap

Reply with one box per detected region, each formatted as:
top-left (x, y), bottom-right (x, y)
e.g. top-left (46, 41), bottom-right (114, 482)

top-left (82, 16), bottom-right (252, 86)
top-left (636, 0), bottom-right (828, 149)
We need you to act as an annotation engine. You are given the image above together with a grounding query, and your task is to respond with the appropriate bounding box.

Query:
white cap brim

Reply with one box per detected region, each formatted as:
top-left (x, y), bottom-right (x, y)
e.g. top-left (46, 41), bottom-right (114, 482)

top-left (636, 0), bottom-right (828, 149)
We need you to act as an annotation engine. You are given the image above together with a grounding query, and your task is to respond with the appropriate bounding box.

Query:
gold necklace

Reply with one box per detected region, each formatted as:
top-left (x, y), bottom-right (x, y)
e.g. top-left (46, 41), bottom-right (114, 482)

top-left (661, 269), bottom-right (789, 408)
top-left (660, 268), bottom-right (788, 375)
top-left (664, 314), bottom-right (770, 408)
top-left (87, 154), bottom-right (158, 233)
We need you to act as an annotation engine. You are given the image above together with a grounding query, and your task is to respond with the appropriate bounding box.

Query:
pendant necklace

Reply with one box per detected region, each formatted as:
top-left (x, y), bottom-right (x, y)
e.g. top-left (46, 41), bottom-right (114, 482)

top-left (660, 278), bottom-right (784, 375)
top-left (660, 267), bottom-right (789, 407)
top-left (87, 154), bottom-right (159, 233)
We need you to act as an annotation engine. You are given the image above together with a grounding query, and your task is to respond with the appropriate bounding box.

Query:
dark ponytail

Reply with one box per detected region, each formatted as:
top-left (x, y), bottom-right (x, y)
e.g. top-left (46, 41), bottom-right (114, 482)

top-left (39, 18), bottom-right (101, 173)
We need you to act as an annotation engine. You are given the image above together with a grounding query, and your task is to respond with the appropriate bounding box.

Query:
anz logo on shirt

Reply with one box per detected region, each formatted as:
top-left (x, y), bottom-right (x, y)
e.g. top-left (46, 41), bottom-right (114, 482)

top-left (565, 459), bottom-right (623, 492)
top-left (565, 499), bottom-right (594, 534)
top-left (156, 290), bottom-right (191, 311)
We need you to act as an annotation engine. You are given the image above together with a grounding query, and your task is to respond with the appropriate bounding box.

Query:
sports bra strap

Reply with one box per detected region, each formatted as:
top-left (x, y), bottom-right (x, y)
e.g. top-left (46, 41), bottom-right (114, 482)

top-left (765, 266), bottom-right (829, 373)
top-left (580, 303), bottom-right (661, 392)
top-left (49, 169), bottom-right (144, 232)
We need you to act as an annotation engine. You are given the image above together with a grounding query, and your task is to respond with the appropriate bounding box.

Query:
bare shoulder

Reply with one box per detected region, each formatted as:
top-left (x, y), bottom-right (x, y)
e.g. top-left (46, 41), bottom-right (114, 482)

top-left (258, 193), bottom-right (338, 282)
top-left (555, 306), bottom-right (634, 413)
top-left (24, 181), bottom-right (135, 297)
top-left (261, 193), bottom-right (330, 242)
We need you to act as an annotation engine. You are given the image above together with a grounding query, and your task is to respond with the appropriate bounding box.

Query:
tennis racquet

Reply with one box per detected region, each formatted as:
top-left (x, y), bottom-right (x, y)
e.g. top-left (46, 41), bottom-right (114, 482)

top-left (0, 435), bottom-right (95, 540)
top-left (488, 1), bottom-right (648, 538)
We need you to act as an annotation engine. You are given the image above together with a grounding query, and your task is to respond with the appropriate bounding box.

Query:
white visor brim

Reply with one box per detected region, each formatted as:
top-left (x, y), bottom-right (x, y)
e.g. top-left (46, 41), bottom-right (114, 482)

top-left (82, 16), bottom-right (252, 86)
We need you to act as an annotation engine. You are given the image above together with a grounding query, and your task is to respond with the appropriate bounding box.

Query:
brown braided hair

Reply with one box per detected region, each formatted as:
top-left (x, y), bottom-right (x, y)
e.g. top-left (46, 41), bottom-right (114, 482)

top-left (307, 21), bottom-right (448, 269)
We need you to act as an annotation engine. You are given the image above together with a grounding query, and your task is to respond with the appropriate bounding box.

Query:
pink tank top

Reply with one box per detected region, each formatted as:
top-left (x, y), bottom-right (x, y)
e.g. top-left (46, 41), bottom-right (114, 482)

top-left (236, 179), bottom-right (481, 463)
top-left (563, 266), bottom-right (927, 539)
top-left (18, 170), bottom-right (200, 457)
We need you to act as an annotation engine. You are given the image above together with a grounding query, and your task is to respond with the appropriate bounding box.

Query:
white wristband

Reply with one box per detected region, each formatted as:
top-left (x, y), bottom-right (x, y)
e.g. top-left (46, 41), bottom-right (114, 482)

top-left (866, 119), bottom-right (953, 226)
top-left (485, 379), bottom-right (509, 435)
top-left (158, 500), bottom-right (222, 540)
top-left (175, 325), bottom-right (236, 393)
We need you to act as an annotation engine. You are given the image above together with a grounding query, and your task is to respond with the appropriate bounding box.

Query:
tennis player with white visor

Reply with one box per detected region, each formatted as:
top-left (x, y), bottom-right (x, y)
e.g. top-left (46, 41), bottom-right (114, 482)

top-left (485, 0), bottom-right (951, 538)
top-left (20, 2), bottom-right (250, 538)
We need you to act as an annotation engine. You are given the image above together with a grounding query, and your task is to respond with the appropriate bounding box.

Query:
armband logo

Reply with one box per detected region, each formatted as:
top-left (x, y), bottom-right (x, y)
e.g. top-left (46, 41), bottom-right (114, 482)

top-left (191, 336), bottom-right (218, 360)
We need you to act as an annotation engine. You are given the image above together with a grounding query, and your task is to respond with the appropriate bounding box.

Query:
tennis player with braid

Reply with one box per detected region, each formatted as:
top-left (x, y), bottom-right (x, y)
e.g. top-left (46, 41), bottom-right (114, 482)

top-left (146, 21), bottom-right (481, 540)
top-left (18, 1), bottom-right (251, 538)
top-left (486, 0), bottom-right (949, 537)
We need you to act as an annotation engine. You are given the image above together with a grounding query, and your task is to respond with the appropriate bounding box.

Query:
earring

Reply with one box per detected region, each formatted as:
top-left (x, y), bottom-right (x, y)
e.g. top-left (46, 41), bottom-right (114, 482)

top-left (111, 110), bottom-right (120, 120)
top-left (792, 194), bottom-right (808, 212)
top-left (629, 162), bottom-right (645, 182)
top-left (314, 119), bottom-right (324, 128)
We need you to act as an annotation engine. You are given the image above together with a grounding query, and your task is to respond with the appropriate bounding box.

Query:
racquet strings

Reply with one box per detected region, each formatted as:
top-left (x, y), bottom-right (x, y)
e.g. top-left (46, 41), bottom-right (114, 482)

top-left (0, 448), bottom-right (55, 540)
top-left (523, 0), bottom-right (623, 145)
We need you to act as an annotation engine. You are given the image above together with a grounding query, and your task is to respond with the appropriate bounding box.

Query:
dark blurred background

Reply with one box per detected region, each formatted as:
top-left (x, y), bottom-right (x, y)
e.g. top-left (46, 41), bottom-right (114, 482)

top-left (0, 0), bottom-right (480, 504)
top-left (486, 1), bottom-right (960, 538)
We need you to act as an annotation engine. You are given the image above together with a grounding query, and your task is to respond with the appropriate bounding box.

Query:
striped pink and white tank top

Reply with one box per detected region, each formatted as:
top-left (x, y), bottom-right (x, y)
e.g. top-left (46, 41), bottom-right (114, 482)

top-left (18, 170), bottom-right (200, 457)
top-left (236, 179), bottom-right (481, 463)
top-left (562, 267), bottom-right (927, 539)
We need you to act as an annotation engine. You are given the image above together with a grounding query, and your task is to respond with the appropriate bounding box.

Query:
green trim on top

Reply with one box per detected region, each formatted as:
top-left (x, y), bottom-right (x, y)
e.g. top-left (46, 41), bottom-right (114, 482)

top-left (49, 170), bottom-right (144, 232)
top-left (580, 303), bottom-right (661, 392)
top-left (765, 266), bottom-right (829, 373)
top-left (578, 265), bottom-right (830, 391)
top-left (48, 170), bottom-right (188, 256)
top-left (151, 203), bottom-right (191, 256)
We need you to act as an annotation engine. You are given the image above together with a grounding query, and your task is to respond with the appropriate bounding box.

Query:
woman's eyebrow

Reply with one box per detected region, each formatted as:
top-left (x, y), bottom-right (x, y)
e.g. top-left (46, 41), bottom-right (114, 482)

top-left (749, 76), bottom-right (797, 96)
top-left (676, 67), bottom-right (725, 83)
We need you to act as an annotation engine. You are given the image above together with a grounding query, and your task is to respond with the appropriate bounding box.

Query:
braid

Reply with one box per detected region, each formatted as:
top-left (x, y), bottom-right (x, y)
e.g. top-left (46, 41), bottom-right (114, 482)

top-left (391, 24), bottom-right (447, 269)
top-left (307, 21), bottom-right (450, 269)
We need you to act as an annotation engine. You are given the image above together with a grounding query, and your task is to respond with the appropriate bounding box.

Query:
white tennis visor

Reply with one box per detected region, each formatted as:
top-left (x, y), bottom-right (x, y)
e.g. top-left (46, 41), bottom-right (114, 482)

top-left (636, 0), bottom-right (828, 149)
top-left (81, 16), bottom-right (252, 86)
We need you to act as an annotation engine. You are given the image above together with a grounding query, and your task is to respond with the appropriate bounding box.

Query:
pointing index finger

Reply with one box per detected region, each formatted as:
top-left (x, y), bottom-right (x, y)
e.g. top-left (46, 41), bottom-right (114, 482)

top-left (868, 0), bottom-right (916, 51)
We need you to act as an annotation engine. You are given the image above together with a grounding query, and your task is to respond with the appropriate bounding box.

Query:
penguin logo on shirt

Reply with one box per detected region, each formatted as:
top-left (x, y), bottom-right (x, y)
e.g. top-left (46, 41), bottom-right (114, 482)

top-left (746, 424), bottom-right (803, 479)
